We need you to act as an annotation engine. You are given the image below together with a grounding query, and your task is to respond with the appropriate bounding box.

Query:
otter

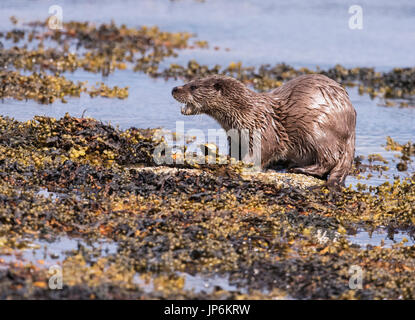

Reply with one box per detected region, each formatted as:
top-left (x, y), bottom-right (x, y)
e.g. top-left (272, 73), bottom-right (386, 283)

top-left (172, 74), bottom-right (356, 188)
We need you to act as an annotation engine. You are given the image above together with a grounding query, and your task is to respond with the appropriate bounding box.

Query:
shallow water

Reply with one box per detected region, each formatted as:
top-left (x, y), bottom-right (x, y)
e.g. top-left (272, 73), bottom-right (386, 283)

top-left (1, 0), bottom-right (414, 188)
top-left (348, 228), bottom-right (415, 248)
top-left (133, 272), bottom-right (247, 295)
top-left (2, 0), bottom-right (415, 69)
top-left (133, 271), bottom-right (293, 298)
top-left (0, 236), bottom-right (118, 268)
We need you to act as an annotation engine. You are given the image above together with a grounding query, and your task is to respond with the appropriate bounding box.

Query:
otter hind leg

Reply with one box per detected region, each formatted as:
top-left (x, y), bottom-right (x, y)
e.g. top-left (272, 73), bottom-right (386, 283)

top-left (289, 164), bottom-right (330, 180)
top-left (326, 160), bottom-right (351, 188)
top-left (326, 141), bottom-right (355, 188)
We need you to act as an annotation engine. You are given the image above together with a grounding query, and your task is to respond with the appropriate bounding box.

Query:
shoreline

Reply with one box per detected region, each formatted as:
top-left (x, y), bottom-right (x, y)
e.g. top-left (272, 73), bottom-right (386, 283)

top-left (0, 113), bottom-right (414, 299)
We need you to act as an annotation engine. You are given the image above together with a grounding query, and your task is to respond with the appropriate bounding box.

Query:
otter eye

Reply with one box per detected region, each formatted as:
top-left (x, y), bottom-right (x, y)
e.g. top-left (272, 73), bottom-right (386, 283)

top-left (190, 85), bottom-right (198, 91)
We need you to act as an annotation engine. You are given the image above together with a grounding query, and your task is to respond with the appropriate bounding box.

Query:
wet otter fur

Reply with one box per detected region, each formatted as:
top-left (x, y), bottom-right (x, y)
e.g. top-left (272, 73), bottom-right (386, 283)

top-left (172, 74), bottom-right (356, 188)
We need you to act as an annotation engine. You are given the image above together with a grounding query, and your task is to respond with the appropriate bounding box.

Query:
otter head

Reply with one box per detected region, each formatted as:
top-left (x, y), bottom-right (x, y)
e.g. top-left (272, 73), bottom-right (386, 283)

top-left (171, 75), bottom-right (249, 116)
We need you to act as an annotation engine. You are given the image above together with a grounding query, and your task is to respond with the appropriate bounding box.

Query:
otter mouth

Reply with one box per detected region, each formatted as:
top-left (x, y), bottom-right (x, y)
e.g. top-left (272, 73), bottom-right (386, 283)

top-left (180, 103), bottom-right (199, 115)
top-left (172, 90), bottom-right (201, 115)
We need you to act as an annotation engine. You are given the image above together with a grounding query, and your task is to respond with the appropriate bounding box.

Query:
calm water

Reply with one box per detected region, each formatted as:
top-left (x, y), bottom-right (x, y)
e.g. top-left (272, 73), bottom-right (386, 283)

top-left (348, 228), bottom-right (415, 248)
top-left (0, 236), bottom-right (117, 269)
top-left (0, 0), bottom-right (414, 187)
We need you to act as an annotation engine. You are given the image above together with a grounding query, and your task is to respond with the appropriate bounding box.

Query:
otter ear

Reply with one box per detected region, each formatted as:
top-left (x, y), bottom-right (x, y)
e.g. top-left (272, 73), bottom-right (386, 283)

top-left (213, 81), bottom-right (223, 92)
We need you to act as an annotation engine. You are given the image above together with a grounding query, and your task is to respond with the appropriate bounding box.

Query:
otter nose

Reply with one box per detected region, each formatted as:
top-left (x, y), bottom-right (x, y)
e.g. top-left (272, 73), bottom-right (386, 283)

top-left (172, 87), bottom-right (179, 95)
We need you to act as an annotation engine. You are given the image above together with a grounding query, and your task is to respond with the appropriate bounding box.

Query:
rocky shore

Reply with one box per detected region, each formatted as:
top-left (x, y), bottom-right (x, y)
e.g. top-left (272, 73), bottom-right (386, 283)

top-left (0, 114), bottom-right (414, 299)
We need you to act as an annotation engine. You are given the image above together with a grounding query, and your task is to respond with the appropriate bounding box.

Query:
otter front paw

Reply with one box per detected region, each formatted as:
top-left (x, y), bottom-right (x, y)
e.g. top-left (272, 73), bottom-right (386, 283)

top-left (288, 167), bottom-right (305, 174)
